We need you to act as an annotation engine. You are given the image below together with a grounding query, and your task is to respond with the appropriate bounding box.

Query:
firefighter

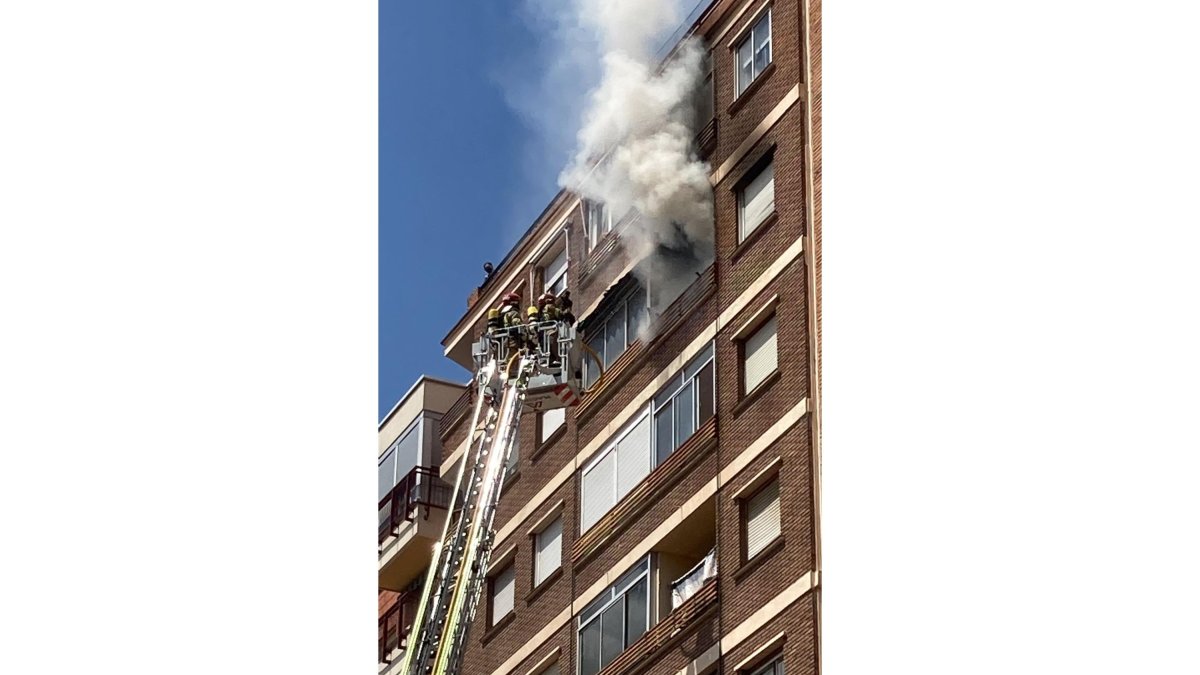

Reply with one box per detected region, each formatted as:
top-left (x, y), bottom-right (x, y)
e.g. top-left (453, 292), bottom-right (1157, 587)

top-left (537, 292), bottom-right (558, 322)
top-left (499, 291), bottom-right (522, 328)
top-left (556, 290), bottom-right (576, 326)
top-left (525, 305), bottom-right (543, 351)
top-left (486, 308), bottom-right (502, 334)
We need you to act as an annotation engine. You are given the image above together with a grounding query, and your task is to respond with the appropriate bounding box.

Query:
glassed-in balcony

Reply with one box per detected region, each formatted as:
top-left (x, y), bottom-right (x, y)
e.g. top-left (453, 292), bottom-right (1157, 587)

top-left (378, 465), bottom-right (452, 591)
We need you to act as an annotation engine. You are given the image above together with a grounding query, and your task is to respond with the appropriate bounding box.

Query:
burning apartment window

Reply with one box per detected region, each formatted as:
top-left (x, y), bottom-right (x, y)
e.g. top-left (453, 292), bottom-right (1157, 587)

top-left (738, 158), bottom-right (775, 242)
top-left (577, 557), bottom-right (650, 675)
top-left (735, 7), bottom-right (772, 97)
top-left (584, 199), bottom-right (614, 252)
top-left (543, 243), bottom-right (568, 296)
top-left (653, 342), bottom-right (715, 463)
top-left (582, 286), bottom-right (647, 389)
top-left (694, 50), bottom-right (714, 126)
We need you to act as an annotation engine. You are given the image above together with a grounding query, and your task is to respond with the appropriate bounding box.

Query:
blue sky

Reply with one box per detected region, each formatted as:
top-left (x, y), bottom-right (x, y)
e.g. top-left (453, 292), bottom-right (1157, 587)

top-left (379, 1), bottom-right (569, 420)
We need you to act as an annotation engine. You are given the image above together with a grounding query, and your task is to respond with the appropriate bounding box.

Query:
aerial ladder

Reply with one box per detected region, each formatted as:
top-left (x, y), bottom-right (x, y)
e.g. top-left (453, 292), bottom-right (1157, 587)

top-left (398, 291), bottom-right (594, 675)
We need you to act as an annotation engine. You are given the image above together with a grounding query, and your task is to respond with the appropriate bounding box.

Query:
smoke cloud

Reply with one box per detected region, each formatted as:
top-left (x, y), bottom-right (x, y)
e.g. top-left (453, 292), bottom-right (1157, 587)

top-left (520, 0), bottom-right (714, 336)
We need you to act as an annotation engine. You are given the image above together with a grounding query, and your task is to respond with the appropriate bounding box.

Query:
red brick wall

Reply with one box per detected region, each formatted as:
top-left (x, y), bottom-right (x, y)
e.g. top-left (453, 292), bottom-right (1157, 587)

top-left (422, 1), bottom-right (821, 674)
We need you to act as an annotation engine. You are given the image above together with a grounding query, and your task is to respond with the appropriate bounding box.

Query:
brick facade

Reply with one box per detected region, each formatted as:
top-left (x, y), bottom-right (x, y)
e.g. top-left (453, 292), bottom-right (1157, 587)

top-left (382, 0), bottom-right (821, 673)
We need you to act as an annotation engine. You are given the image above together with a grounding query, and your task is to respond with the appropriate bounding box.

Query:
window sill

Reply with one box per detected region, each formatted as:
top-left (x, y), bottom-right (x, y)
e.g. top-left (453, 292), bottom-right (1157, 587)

top-left (731, 211), bottom-right (778, 263)
top-left (733, 369), bottom-right (782, 417)
top-left (525, 567), bottom-right (563, 604)
top-left (480, 612), bottom-right (516, 645)
top-left (733, 536), bottom-right (785, 583)
top-left (728, 62), bottom-right (777, 117)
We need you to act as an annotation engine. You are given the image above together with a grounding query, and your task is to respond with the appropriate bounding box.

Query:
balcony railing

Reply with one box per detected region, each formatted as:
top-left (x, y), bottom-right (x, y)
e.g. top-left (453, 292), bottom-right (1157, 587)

top-left (378, 585), bottom-right (420, 665)
top-left (670, 548), bottom-right (717, 609)
top-left (378, 465), bottom-right (453, 546)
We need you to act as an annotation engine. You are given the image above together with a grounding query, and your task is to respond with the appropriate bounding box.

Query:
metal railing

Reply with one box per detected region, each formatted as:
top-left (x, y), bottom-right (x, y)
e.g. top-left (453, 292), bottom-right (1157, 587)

top-left (670, 547), bottom-right (717, 609)
top-left (378, 588), bottom-right (420, 665)
top-left (378, 465), bottom-right (453, 546)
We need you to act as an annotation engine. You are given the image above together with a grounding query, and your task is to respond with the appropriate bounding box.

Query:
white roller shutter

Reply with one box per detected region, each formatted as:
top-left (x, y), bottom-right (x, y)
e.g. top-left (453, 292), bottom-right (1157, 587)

top-left (541, 407), bottom-right (565, 442)
top-left (743, 315), bottom-right (778, 393)
top-left (544, 246), bottom-right (568, 294)
top-left (740, 161), bottom-right (775, 239)
top-left (615, 414), bottom-right (651, 498)
top-left (492, 565), bottom-right (515, 620)
top-left (581, 450), bottom-right (615, 532)
top-left (535, 517), bottom-right (563, 585)
top-left (745, 479), bottom-right (781, 558)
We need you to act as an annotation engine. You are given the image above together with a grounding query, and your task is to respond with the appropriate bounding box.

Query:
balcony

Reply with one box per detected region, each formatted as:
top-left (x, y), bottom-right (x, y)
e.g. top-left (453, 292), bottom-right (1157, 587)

top-left (378, 585), bottom-right (419, 669)
top-left (378, 465), bottom-right (452, 591)
top-left (670, 548), bottom-right (716, 610)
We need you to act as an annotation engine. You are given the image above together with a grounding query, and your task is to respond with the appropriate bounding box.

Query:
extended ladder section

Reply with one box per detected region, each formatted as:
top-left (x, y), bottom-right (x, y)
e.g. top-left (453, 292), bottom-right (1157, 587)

top-left (399, 306), bottom-right (585, 675)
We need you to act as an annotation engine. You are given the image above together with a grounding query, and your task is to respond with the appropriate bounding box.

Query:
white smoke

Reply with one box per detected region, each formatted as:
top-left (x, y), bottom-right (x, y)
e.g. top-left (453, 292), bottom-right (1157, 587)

top-left (540, 0), bottom-right (715, 332)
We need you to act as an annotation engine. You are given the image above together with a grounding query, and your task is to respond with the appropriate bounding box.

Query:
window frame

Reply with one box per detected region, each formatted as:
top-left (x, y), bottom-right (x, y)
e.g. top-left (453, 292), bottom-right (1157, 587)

top-left (584, 199), bottom-right (614, 253)
top-left (533, 515), bottom-right (563, 588)
top-left (734, 6), bottom-right (773, 98)
top-left (576, 556), bottom-right (652, 675)
top-left (652, 341), bottom-right (716, 463)
top-left (738, 313), bottom-right (779, 398)
top-left (537, 407), bottom-right (567, 448)
top-left (737, 156), bottom-right (776, 243)
top-left (541, 238), bottom-right (569, 297)
top-left (746, 655), bottom-right (785, 675)
top-left (740, 476), bottom-right (782, 563)
top-left (488, 561), bottom-right (516, 627)
top-left (579, 408), bottom-right (651, 533)
top-left (581, 285), bottom-right (647, 388)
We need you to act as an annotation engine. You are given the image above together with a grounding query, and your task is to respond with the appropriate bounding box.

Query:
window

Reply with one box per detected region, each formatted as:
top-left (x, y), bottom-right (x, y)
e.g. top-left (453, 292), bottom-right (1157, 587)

top-left (584, 199), bottom-right (614, 252)
top-left (744, 478), bottom-right (781, 559)
top-left (653, 342), bottom-right (715, 463)
top-left (543, 245), bottom-right (568, 297)
top-left (378, 418), bottom-right (423, 500)
top-left (741, 314), bottom-right (778, 394)
top-left (735, 7), bottom-right (772, 97)
top-left (747, 656), bottom-right (785, 675)
top-left (580, 412), bottom-right (651, 532)
top-left (582, 286), bottom-right (647, 388)
top-left (578, 558), bottom-right (650, 675)
top-left (540, 407), bottom-right (566, 444)
top-left (694, 50), bottom-right (714, 126)
top-left (505, 443), bottom-right (519, 478)
top-left (738, 159), bottom-right (775, 241)
top-left (490, 563), bottom-right (515, 625)
top-left (534, 517), bottom-right (563, 586)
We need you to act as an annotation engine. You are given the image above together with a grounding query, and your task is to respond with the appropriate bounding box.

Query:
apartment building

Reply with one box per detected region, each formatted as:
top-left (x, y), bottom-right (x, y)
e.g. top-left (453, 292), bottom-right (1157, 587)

top-left (379, 0), bottom-right (821, 673)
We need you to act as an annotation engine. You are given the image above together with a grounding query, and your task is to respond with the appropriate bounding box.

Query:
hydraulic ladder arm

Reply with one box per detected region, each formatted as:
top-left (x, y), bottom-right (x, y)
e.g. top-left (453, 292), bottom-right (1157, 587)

top-left (398, 295), bottom-right (588, 675)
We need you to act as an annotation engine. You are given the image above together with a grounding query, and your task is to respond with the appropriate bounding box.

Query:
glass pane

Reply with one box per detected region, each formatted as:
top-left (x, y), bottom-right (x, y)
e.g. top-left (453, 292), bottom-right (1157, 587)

top-left (394, 420), bottom-right (422, 479)
top-left (579, 619), bottom-right (601, 675)
top-left (755, 37), bottom-right (771, 76)
top-left (674, 380), bottom-right (694, 450)
top-left (624, 578), bottom-right (648, 646)
top-left (600, 603), bottom-right (624, 669)
top-left (684, 343), bottom-right (713, 380)
top-left (627, 288), bottom-right (646, 342)
top-left (585, 332), bottom-right (605, 387)
top-left (605, 310), bottom-right (625, 366)
top-left (655, 404), bottom-right (674, 465)
top-left (737, 39), bottom-right (753, 95)
top-left (378, 449), bottom-right (397, 501)
top-left (697, 361), bottom-right (715, 425)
